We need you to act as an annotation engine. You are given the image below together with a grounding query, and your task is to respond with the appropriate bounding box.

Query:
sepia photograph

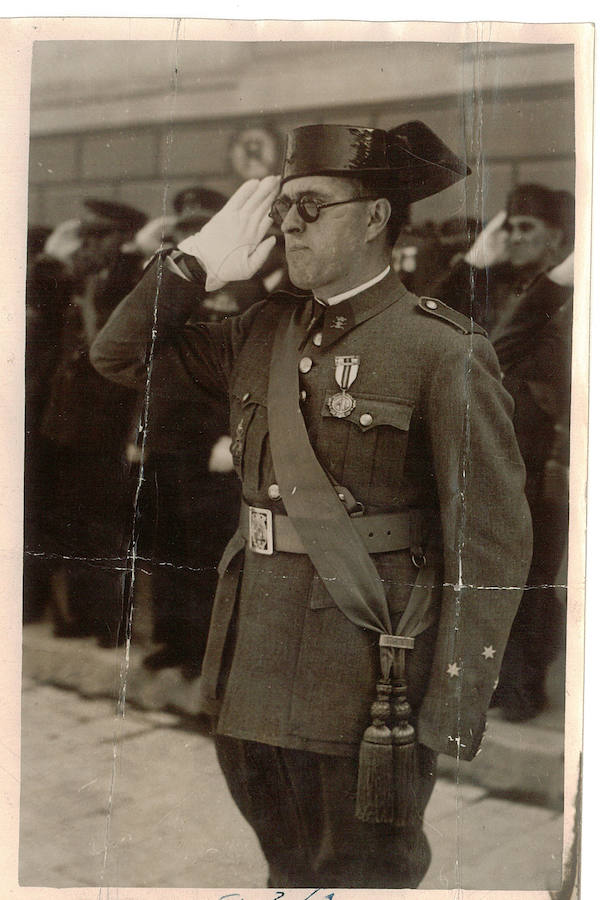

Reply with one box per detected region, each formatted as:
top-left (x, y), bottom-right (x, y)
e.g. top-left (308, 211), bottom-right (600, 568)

top-left (0, 15), bottom-right (594, 898)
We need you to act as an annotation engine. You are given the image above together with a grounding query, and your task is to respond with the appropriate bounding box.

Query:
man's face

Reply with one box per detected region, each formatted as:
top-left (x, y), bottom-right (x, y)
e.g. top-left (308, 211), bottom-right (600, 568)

top-left (505, 215), bottom-right (561, 269)
top-left (71, 230), bottom-right (126, 277)
top-left (278, 176), bottom-right (372, 298)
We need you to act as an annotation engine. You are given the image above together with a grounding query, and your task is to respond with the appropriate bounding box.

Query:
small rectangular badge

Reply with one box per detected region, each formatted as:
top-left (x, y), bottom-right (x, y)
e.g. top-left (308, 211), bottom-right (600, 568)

top-left (379, 634), bottom-right (415, 650)
top-left (248, 506), bottom-right (274, 555)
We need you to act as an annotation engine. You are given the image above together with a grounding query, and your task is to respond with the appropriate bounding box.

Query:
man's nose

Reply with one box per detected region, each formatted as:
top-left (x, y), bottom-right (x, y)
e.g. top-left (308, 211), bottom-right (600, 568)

top-left (280, 202), bottom-right (305, 234)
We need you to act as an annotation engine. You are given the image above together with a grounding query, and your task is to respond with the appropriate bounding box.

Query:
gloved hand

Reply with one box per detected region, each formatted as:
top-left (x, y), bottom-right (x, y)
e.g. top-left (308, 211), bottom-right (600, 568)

top-left (43, 219), bottom-right (82, 265)
top-left (464, 210), bottom-right (509, 269)
top-left (178, 176), bottom-right (280, 291)
top-left (208, 435), bottom-right (234, 473)
top-left (134, 215), bottom-right (177, 257)
top-left (547, 250), bottom-right (574, 287)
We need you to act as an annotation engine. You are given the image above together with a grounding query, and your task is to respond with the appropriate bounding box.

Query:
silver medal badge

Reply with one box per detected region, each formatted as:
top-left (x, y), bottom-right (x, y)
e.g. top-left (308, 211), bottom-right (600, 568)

top-left (327, 355), bottom-right (360, 418)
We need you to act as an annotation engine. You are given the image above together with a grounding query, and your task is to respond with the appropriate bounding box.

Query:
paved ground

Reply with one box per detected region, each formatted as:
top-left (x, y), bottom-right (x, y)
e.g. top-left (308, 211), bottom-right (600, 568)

top-left (19, 678), bottom-right (567, 892)
top-left (22, 619), bottom-right (569, 809)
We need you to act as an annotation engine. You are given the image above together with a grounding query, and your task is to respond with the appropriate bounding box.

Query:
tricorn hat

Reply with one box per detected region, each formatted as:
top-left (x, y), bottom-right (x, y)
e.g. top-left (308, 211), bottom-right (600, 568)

top-left (280, 121), bottom-right (470, 204)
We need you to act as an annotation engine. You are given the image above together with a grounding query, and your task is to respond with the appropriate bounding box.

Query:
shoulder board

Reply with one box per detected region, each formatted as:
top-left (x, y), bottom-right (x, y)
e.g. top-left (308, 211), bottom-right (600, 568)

top-left (417, 297), bottom-right (487, 336)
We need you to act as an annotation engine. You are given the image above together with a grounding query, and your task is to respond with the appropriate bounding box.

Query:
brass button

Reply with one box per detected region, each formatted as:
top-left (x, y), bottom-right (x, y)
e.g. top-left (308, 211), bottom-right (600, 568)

top-left (299, 357), bottom-right (313, 374)
top-left (300, 390), bottom-right (307, 402)
top-left (359, 413), bottom-right (373, 427)
top-left (241, 391), bottom-right (250, 402)
top-left (312, 332), bottom-right (322, 347)
top-left (425, 299), bottom-right (438, 310)
top-left (268, 483), bottom-right (281, 500)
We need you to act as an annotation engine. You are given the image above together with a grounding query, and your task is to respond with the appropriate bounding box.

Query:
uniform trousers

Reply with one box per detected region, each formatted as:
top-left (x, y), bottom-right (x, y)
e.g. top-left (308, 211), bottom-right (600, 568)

top-left (44, 447), bottom-right (135, 642)
top-left (493, 469), bottom-right (568, 719)
top-left (215, 734), bottom-right (437, 889)
top-left (140, 456), bottom-right (241, 669)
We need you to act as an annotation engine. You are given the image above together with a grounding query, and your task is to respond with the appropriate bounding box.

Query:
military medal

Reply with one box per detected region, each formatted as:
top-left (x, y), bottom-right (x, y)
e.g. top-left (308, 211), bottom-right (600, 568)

top-left (328, 355), bottom-right (360, 418)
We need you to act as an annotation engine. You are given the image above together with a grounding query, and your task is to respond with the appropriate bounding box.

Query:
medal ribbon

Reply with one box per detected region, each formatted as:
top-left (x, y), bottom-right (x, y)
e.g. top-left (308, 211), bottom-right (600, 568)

top-left (335, 355), bottom-right (360, 391)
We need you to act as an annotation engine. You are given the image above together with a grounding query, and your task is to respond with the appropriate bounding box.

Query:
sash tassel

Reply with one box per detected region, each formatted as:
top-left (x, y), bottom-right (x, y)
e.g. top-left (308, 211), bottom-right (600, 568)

top-left (267, 305), bottom-right (438, 826)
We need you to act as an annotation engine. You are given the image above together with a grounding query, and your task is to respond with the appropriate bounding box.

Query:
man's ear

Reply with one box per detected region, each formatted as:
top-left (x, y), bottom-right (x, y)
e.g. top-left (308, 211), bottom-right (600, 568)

top-left (365, 198), bottom-right (392, 242)
top-left (548, 225), bottom-right (565, 253)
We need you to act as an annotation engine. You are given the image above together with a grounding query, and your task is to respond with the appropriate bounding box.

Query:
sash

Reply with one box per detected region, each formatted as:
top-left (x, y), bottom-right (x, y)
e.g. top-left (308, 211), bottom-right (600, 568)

top-left (267, 305), bottom-right (439, 825)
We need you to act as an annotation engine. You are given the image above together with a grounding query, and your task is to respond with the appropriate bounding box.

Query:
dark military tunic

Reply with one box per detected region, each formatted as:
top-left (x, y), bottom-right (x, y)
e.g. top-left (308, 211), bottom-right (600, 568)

top-left (40, 252), bottom-right (142, 641)
top-left (435, 256), bottom-right (572, 720)
top-left (92, 259), bottom-right (531, 762)
top-left (491, 273), bottom-right (573, 718)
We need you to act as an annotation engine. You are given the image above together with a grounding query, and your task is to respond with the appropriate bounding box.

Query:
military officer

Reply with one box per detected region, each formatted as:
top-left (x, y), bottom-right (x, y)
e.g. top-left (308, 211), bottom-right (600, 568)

top-left (91, 121), bottom-right (532, 888)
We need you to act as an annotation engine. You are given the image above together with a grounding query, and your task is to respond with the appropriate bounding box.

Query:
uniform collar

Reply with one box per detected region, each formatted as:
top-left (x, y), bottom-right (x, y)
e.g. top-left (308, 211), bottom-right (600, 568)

top-left (315, 265), bottom-right (391, 306)
top-left (313, 268), bottom-right (408, 350)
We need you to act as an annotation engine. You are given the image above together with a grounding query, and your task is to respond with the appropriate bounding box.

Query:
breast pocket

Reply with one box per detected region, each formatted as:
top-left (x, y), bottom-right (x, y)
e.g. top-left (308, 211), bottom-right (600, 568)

top-left (229, 392), bottom-right (268, 498)
top-left (321, 393), bottom-right (415, 506)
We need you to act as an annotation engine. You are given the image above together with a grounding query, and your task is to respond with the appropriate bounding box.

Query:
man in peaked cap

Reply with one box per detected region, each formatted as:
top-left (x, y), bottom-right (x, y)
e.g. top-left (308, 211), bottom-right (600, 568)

top-left (91, 121), bottom-right (531, 888)
top-left (172, 185), bottom-right (229, 218)
top-left (75, 199), bottom-right (148, 264)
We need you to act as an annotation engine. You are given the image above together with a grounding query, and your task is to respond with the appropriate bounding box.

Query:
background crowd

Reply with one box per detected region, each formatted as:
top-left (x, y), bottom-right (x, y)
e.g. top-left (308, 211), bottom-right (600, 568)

top-left (23, 175), bottom-right (574, 723)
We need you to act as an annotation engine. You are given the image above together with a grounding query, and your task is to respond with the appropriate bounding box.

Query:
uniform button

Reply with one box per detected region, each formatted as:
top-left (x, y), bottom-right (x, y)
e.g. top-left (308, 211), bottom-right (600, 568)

top-left (299, 357), bottom-right (313, 373)
top-left (300, 390), bottom-right (307, 402)
top-left (241, 392), bottom-right (250, 402)
top-left (359, 413), bottom-right (373, 426)
top-left (312, 332), bottom-right (322, 347)
top-left (268, 483), bottom-right (281, 500)
top-left (425, 299), bottom-right (438, 310)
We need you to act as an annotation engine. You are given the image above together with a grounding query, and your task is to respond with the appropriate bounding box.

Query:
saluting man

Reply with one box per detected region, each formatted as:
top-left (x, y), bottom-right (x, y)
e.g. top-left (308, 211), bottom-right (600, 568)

top-left (91, 121), bottom-right (532, 889)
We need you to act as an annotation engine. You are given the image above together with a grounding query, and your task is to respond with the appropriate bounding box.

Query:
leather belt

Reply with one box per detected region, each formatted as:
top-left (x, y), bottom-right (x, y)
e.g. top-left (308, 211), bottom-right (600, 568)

top-left (239, 501), bottom-right (430, 556)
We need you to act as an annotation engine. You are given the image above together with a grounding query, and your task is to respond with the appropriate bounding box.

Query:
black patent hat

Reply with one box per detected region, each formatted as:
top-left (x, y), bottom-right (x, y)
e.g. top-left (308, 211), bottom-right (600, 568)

top-left (280, 121), bottom-right (470, 204)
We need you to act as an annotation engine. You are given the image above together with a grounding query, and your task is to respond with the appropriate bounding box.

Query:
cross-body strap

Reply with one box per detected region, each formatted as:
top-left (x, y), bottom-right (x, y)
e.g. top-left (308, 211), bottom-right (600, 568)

top-left (267, 306), bottom-right (392, 634)
top-left (267, 305), bottom-right (439, 825)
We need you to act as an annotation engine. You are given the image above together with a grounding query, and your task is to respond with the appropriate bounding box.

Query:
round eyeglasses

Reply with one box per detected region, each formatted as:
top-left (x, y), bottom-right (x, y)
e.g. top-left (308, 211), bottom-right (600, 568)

top-left (268, 194), bottom-right (376, 226)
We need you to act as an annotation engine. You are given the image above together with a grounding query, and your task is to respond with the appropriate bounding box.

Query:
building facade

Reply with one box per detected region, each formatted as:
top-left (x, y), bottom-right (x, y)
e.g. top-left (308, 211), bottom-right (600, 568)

top-left (28, 40), bottom-right (575, 229)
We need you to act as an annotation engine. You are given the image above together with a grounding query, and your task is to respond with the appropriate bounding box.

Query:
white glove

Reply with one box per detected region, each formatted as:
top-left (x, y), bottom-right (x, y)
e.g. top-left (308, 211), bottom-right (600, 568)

top-left (547, 251), bottom-right (574, 287)
top-left (44, 219), bottom-right (82, 264)
top-left (134, 215), bottom-right (177, 257)
top-left (178, 176), bottom-right (280, 291)
top-left (208, 435), bottom-right (234, 473)
top-left (464, 210), bottom-right (509, 269)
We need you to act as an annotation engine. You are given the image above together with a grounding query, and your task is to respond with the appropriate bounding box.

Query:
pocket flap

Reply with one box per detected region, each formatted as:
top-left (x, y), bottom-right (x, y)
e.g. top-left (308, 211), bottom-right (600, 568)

top-left (322, 393), bottom-right (414, 432)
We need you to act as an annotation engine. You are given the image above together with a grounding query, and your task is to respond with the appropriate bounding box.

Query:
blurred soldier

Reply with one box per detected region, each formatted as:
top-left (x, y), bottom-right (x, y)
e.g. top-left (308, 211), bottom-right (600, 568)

top-left (435, 184), bottom-right (575, 721)
top-left (392, 217), bottom-right (479, 297)
top-left (92, 122), bottom-right (531, 887)
top-left (40, 199), bottom-right (147, 646)
top-left (434, 183), bottom-right (574, 336)
top-left (172, 185), bottom-right (228, 219)
top-left (491, 251), bottom-right (574, 720)
top-left (24, 225), bottom-right (59, 623)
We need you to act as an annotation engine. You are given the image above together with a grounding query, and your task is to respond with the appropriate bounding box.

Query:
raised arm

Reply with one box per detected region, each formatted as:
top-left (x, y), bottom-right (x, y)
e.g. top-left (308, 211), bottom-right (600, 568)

top-left (90, 175), bottom-right (280, 394)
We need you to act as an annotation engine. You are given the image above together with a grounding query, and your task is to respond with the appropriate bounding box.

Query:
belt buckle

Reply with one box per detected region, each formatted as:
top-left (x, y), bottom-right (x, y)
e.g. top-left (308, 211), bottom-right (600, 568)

top-left (248, 506), bottom-right (274, 555)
